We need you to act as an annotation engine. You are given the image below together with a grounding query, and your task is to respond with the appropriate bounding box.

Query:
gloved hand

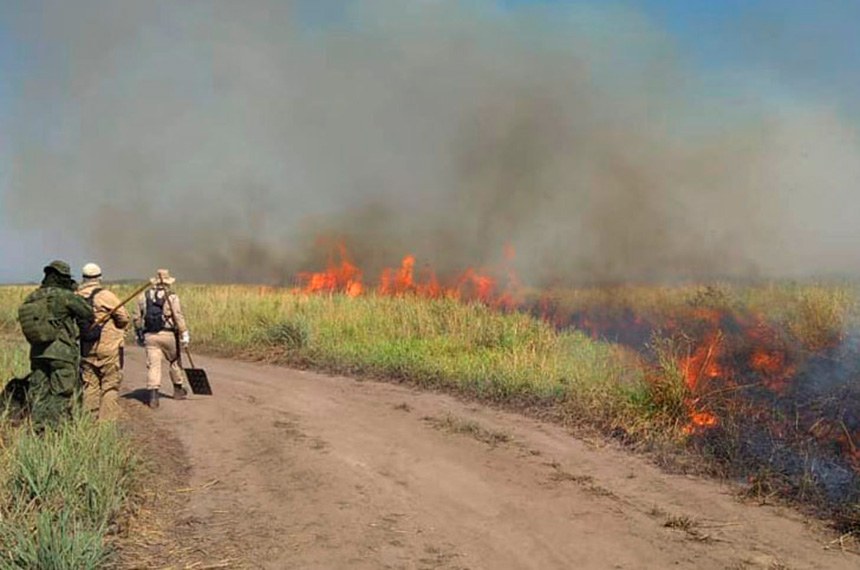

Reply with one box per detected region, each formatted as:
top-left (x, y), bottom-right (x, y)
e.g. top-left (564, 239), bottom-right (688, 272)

top-left (135, 329), bottom-right (145, 347)
top-left (180, 331), bottom-right (190, 347)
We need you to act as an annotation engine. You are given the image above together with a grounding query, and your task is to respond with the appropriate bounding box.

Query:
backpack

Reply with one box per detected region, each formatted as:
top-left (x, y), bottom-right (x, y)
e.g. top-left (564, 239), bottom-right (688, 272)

top-left (1, 376), bottom-right (30, 420)
top-left (79, 288), bottom-right (104, 343)
top-left (18, 290), bottom-right (59, 344)
top-left (144, 289), bottom-right (168, 333)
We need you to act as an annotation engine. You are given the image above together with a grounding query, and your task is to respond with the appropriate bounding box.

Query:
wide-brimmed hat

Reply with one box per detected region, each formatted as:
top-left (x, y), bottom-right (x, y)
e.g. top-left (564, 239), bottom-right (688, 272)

top-left (150, 268), bottom-right (176, 286)
top-left (43, 260), bottom-right (71, 277)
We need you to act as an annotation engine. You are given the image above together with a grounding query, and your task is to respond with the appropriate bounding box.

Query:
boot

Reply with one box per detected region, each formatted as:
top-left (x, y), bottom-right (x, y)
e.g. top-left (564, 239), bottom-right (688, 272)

top-left (173, 383), bottom-right (188, 400)
top-left (148, 389), bottom-right (160, 409)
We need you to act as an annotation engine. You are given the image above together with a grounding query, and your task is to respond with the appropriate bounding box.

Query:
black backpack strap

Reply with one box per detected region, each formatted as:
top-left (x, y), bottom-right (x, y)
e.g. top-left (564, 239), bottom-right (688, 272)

top-left (80, 288), bottom-right (106, 345)
top-left (87, 287), bottom-right (103, 304)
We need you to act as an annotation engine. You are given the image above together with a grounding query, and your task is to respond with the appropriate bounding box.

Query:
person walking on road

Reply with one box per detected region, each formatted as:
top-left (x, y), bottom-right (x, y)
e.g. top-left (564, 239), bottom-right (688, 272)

top-left (77, 262), bottom-right (131, 421)
top-left (17, 260), bottom-right (94, 428)
top-left (133, 268), bottom-right (190, 408)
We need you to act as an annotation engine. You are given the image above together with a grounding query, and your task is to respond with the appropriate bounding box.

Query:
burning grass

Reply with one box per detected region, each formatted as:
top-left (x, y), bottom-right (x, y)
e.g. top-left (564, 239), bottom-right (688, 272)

top-left (531, 282), bottom-right (860, 533)
top-left (295, 242), bottom-right (521, 308)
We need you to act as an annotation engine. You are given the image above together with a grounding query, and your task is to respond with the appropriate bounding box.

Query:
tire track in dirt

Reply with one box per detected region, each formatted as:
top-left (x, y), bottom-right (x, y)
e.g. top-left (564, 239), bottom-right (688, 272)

top-left (121, 348), bottom-right (859, 569)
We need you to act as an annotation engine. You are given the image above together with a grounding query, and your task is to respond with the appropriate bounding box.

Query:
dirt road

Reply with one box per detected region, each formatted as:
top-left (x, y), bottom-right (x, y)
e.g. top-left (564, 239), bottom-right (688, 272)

top-left (122, 349), bottom-right (858, 569)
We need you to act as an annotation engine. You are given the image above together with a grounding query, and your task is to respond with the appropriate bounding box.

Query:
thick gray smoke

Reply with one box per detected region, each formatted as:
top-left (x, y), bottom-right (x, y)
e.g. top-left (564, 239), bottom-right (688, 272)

top-left (5, 0), bottom-right (860, 284)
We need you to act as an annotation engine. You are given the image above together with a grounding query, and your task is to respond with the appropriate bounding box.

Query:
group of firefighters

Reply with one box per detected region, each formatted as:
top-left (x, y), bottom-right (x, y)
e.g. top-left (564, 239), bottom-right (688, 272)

top-left (8, 260), bottom-right (192, 428)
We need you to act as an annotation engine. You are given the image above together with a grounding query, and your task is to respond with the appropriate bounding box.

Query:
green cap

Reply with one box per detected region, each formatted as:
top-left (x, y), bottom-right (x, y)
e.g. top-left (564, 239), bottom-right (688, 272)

top-left (43, 260), bottom-right (72, 277)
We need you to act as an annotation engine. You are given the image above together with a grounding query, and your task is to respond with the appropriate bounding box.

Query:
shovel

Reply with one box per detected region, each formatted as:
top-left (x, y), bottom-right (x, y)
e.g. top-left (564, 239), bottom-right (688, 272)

top-left (158, 281), bottom-right (213, 396)
top-left (182, 346), bottom-right (213, 396)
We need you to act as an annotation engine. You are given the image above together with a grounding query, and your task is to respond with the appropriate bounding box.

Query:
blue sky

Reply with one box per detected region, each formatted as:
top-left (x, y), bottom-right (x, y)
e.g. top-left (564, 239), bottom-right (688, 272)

top-left (502, 0), bottom-right (860, 112)
top-left (1, 0), bottom-right (859, 282)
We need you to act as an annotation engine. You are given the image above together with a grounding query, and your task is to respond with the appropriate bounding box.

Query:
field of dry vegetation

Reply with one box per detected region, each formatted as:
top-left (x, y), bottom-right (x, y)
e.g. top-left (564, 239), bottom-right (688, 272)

top-left (0, 280), bottom-right (858, 562)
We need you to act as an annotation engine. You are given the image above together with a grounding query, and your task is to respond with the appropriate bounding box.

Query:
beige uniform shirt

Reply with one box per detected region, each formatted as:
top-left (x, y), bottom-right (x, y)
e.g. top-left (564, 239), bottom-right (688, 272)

top-left (133, 286), bottom-right (188, 335)
top-left (77, 281), bottom-right (131, 365)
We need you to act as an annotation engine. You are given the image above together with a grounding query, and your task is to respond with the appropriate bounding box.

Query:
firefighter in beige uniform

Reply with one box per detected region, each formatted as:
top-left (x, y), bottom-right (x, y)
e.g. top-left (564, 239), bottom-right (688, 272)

top-left (133, 269), bottom-right (190, 408)
top-left (77, 263), bottom-right (131, 420)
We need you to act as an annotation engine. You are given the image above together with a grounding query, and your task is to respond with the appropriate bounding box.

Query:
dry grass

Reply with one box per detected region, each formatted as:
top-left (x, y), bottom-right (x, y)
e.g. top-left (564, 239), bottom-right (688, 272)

top-left (0, 339), bottom-right (28, 390)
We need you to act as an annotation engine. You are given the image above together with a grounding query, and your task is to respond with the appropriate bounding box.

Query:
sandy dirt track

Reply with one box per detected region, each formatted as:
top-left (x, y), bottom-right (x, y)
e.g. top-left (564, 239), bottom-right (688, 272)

top-left (121, 348), bottom-right (859, 569)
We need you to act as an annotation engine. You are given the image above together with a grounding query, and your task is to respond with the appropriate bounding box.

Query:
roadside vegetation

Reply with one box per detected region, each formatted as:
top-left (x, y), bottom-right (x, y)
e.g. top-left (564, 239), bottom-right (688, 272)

top-left (178, 285), bottom-right (651, 430)
top-left (0, 335), bottom-right (140, 568)
top-left (0, 281), bottom-right (858, 537)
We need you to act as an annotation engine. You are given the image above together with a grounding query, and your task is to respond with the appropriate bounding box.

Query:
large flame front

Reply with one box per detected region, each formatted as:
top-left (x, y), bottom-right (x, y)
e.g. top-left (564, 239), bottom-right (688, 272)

top-left (298, 243), bottom-right (520, 308)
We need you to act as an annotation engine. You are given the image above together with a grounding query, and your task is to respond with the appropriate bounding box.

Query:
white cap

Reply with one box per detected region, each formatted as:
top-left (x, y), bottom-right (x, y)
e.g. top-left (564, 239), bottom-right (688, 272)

top-left (82, 262), bottom-right (102, 279)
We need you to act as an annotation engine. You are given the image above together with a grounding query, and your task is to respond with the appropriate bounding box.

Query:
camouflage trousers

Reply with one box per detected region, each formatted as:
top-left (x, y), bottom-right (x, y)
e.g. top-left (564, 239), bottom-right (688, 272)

top-left (81, 350), bottom-right (123, 421)
top-left (28, 358), bottom-right (79, 429)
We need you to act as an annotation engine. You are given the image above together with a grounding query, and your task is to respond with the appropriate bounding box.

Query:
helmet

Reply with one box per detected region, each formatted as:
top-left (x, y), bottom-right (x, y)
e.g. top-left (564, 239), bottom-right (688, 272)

top-left (82, 262), bottom-right (102, 279)
top-left (43, 260), bottom-right (71, 277)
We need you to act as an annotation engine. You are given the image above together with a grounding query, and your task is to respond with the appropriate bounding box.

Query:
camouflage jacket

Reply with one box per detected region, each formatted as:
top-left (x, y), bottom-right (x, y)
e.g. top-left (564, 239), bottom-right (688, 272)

top-left (24, 286), bottom-right (95, 364)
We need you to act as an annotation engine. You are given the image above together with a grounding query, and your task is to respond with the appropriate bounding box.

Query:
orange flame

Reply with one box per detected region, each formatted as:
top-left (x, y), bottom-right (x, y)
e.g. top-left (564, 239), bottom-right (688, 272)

top-left (679, 334), bottom-right (724, 434)
top-left (297, 243), bottom-right (363, 297)
top-left (683, 410), bottom-right (719, 435)
top-left (681, 333), bottom-right (725, 392)
top-left (300, 243), bottom-right (520, 308)
top-left (750, 348), bottom-right (795, 392)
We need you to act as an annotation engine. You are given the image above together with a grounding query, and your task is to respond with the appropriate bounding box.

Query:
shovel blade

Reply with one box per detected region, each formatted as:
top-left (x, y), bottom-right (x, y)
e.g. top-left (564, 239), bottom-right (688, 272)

top-left (184, 368), bottom-right (213, 395)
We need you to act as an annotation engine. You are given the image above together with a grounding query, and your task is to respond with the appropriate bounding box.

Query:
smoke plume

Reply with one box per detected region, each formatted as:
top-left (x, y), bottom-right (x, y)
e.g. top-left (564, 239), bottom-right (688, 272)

top-left (5, 0), bottom-right (860, 284)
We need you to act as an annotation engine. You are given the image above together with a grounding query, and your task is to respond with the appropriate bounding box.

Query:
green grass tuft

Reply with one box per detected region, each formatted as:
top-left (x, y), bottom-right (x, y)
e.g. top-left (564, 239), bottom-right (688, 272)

top-left (0, 335), bottom-right (140, 569)
top-left (0, 411), bottom-right (140, 568)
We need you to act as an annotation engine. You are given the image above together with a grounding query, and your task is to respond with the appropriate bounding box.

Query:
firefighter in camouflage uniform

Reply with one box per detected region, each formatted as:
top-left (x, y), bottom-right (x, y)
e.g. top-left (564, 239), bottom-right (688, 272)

top-left (17, 260), bottom-right (94, 428)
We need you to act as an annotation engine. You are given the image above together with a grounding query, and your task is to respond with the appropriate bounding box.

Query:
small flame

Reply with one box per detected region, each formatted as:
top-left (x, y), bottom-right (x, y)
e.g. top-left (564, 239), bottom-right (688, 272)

top-left (681, 333), bottom-right (725, 391)
top-left (683, 410), bottom-right (719, 435)
top-left (750, 348), bottom-right (795, 392)
top-left (679, 334), bottom-right (724, 434)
